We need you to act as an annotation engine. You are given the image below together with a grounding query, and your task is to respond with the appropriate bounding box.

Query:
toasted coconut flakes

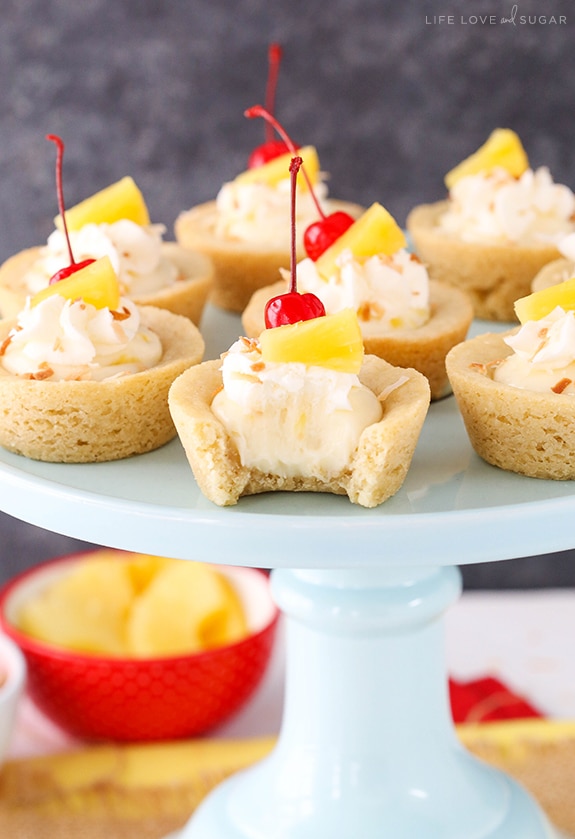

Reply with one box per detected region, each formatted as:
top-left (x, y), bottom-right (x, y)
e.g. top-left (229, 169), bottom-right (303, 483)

top-left (239, 336), bottom-right (259, 352)
top-left (358, 301), bottom-right (385, 322)
top-left (552, 377), bottom-right (572, 394)
top-left (378, 375), bottom-right (410, 402)
top-left (0, 336), bottom-right (12, 356)
top-left (25, 367), bottom-right (54, 381)
top-left (250, 361), bottom-right (265, 372)
top-left (112, 307), bottom-right (131, 321)
top-left (469, 359), bottom-right (503, 378)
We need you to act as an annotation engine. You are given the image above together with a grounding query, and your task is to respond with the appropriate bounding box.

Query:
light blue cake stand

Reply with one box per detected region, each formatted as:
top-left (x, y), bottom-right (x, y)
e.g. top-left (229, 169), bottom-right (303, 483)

top-left (0, 304), bottom-right (572, 838)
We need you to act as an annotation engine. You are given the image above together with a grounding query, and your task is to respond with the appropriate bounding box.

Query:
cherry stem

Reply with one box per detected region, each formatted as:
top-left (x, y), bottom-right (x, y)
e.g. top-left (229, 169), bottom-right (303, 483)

top-left (244, 104), bottom-right (326, 220)
top-left (289, 156), bottom-right (302, 295)
top-left (46, 134), bottom-right (76, 267)
top-left (264, 43), bottom-right (282, 144)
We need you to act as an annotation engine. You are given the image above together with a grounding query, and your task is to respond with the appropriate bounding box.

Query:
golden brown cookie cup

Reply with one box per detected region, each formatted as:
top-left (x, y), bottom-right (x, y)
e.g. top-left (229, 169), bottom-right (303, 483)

top-left (0, 307), bottom-right (205, 463)
top-left (0, 243), bottom-right (213, 325)
top-left (242, 279), bottom-right (473, 401)
top-left (174, 199), bottom-right (363, 313)
top-left (407, 201), bottom-right (563, 322)
top-left (446, 330), bottom-right (575, 479)
top-left (169, 355), bottom-right (430, 508)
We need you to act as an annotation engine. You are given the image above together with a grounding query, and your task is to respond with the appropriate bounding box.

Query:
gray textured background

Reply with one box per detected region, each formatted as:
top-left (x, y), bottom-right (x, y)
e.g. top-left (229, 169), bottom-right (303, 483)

top-left (1, 0), bottom-right (575, 588)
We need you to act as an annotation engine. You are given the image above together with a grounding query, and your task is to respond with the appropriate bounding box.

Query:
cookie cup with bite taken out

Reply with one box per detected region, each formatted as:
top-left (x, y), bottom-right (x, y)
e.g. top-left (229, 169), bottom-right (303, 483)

top-left (446, 330), bottom-right (575, 479)
top-left (0, 305), bottom-right (205, 463)
top-left (169, 353), bottom-right (430, 508)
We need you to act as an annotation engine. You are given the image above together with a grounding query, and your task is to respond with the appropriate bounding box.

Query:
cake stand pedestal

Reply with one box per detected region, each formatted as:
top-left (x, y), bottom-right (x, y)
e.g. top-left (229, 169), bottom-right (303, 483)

top-left (0, 309), bottom-right (570, 838)
top-left (176, 565), bottom-right (553, 838)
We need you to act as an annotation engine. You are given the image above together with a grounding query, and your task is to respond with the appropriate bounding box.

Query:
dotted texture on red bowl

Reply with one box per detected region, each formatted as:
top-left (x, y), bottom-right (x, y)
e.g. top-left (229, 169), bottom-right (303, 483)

top-left (22, 618), bottom-right (278, 742)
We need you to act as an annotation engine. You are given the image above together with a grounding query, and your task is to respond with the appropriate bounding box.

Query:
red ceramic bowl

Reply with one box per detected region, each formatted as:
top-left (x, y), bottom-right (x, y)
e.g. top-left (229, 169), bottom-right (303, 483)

top-left (0, 552), bottom-right (279, 742)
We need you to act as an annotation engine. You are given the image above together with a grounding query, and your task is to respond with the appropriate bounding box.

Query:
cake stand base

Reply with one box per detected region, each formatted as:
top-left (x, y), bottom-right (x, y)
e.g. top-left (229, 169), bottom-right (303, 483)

top-left (170, 565), bottom-right (556, 839)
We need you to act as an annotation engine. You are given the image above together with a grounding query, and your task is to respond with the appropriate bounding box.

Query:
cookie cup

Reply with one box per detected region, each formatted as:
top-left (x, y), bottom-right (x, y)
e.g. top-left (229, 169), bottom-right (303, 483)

top-left (0, 307), bottom-right (205, 463)
top-left (242, 279), bottom-right (473, 401)
top-left (168, 355), bottom-right (430, 508)
top-left (0, 243), bottom-right (213, 325)
top-left (407, 201), bottom-right (563, 322)
top-left (446, 330), bottom-right (575, 479)
top-left (174, 199), bottom-right (363, 313)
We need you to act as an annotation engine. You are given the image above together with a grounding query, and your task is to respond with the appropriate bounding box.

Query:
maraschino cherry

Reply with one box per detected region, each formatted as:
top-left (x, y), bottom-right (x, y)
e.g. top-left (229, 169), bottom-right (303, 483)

top-left (244, 105), bottom-right (355, 260)
top-left (264, 156), bottom-right (326, 328)
top-left (46, 134), bottom-right (95, 285)
top-left (248, 44), bottom-right (296, 168)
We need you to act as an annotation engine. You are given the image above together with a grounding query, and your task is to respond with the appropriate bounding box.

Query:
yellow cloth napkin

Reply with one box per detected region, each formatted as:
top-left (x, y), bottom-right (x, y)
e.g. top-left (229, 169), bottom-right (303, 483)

top-left (1, 722), bottom-right (575, 838)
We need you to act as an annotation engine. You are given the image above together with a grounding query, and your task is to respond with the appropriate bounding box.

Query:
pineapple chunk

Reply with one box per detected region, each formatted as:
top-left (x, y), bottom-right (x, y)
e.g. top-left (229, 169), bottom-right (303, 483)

top-left (315, 202), bottom-right (407, 281)
top-left (259, 308), bottom-right (364, 373)
top-left (514, 276), bottom-right (575, 324)
top-left (31, 255), bottom-right (121, 311)
top-left (16, 553), bottom-right (249, 658)
top-left (445, 129), bottom-right (529, 189)
top-left (234, 145), bottom-right (320, 192)
top-left (126, 561), bottom-right (248, 656)
top-left (18, 556), bottom-right (135, 655)
top-left (124, 553), bottom-right (171, 594)
top-left (55, 176), bottom-right (150, 232)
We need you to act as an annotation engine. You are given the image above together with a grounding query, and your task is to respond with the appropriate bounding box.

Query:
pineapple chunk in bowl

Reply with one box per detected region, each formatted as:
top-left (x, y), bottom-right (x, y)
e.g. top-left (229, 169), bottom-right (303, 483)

top-left (0, 550), bottom-right (279, 742)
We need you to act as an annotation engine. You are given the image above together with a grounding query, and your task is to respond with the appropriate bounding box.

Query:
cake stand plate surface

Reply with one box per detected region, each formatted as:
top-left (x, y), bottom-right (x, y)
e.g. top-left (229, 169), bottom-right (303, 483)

top-left (0, 309), bottom-right (573, 568)
top-left (0, 305), bottom-right (570, 838)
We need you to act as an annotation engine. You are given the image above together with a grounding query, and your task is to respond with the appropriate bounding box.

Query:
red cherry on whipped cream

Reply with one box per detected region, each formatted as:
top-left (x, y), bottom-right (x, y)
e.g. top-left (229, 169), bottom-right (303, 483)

top-left (264, 156), bottom-right (326, 328)
top-left (244, 105), bottom-right (355, 261)
top-left (46, 134), bottom-right (95, 285)
top-left (303, 211), bottom-right (355, 262)
top-left (248, 44), bottom-right (296, 168)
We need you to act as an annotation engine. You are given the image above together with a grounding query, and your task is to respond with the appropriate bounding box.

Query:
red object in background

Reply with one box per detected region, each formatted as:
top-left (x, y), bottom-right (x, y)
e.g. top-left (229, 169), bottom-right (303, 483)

top-left (449, 676), bottom-right (543, 724)
top-left (0, 555), bottom-right (280, 742)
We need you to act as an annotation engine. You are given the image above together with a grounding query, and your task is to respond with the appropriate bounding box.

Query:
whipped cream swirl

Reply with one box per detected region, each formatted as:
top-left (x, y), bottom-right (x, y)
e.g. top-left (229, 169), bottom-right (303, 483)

top-left (214, 178), bottom-right (329, 246)
top-left (293, 248), bottom-right (430, 335)
top-left (23, 221), bottom-right (178, 297)
top-left (439, 167), bottom-right (575, 246)
top-left (558, 232), bottom-right (575, 262)
top-left (1, 294), bottom-right (163, 382)
top-left (211, 337), bottom-right (383, 477)
top-left (494, 307), bottom-right (575, 395)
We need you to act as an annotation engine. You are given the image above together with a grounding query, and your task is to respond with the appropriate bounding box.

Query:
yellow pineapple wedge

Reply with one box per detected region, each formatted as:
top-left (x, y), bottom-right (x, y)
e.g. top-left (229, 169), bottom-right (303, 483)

top-left (314, 202), bottom-right (407, 281)
top-left (17, 555), bottom-right (135, 655)
top-left (259, 308), bottom-right (364, 373)
top-left (126, 561), bottom-right (248, 656)
top-left (124, 553), bottom-right (171, 594)
top-left (445, 128), bottom-right (529, 189)
top-left (234, 144), bottom-right (320, 191)
top-left (514, 276), bottom-right (575, 324)
top-left (31, 255), bottom-right (121, 310)
top-left (55, 176), bottom-right (150, 231)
